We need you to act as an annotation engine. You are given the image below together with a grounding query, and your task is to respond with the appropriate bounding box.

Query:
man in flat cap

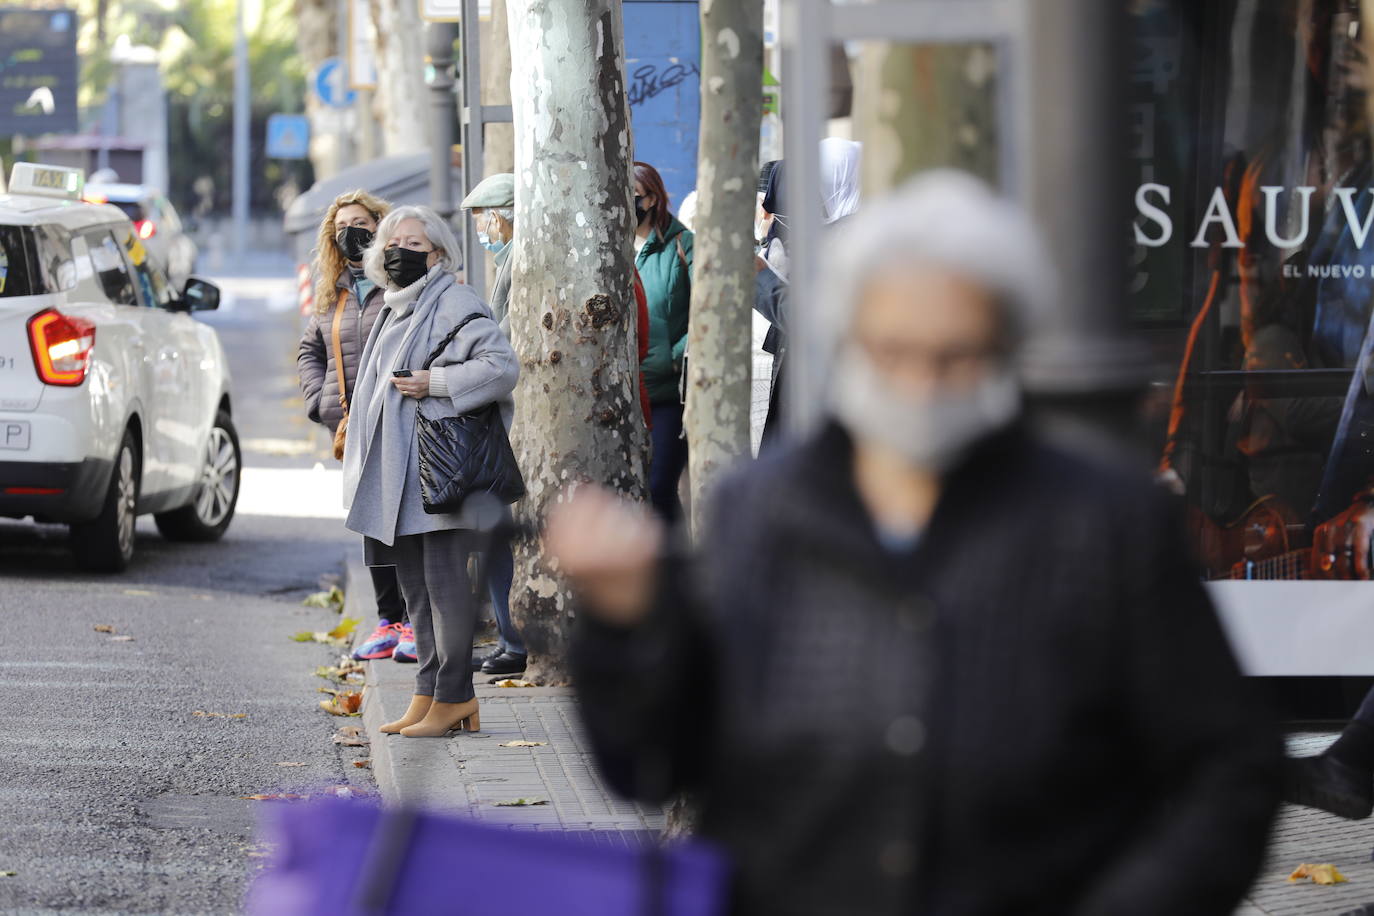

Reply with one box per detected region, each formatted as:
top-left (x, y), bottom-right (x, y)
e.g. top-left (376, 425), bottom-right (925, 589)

top-left (461, 172), bottom-right (517, 333)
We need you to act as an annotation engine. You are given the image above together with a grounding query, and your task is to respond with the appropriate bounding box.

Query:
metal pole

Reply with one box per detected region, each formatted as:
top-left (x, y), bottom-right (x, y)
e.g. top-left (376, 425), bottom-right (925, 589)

top-left (1019, 0), bottom-right (1150, 425)
top-left (231, 0), bottom-right (250, 261)
top-left (781, 0), bottom-right (829, 437)
top-left (427, 21), bottom-right (458, 227)
top-left (458, 0), bottom-right (485, 295)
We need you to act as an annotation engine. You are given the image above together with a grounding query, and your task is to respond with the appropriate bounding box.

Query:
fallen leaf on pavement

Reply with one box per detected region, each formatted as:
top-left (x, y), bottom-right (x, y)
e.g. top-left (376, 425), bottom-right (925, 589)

top-left (290, 631), bottom-right (318, 643)
top-left (276, 762), bottom-right (307, 767)
top-left (327, 617), bottom-right (361, 641)
top-left (320, 690), bottom-right (363, 716)
top-left (353, 759), bottom-right (371, 769)
top-left (499, 740), bottom-right (547, 748)
top-left (333, 732), bottom-right (369, 747)
top-left (494, 679), bottom-right (537, 688)
top-left (0, 871), bottom-right (15, 877)
top-left (122, 589), bottom-right (153, 597)
top-left (109, 635), bottom-right (135, 642)
top-left (1288, 863), bottom-right (1348, 885)
top-left (495, 798), bottom-right (548, 807)
top-left (241, 794), bottom-right (304, 801)
top-left (193, 711), bottom-right (249, 719)
top-left (302, 586), bottom-right (345, 612)
top-left (93, 624), bottom-right (114, 633)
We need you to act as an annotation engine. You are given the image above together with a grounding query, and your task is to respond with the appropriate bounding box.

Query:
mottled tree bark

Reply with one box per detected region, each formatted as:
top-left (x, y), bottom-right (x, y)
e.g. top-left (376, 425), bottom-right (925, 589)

top-left (684, 0), bottom-right (763, 535)
top-left (293, 0), bottom-right (340, 177)
top-left (369, 0), bottom-right (431, 156)
top-left (854, 44), bottom-right (999, 196)
top-left (506, 0), bottom-right (647, 684)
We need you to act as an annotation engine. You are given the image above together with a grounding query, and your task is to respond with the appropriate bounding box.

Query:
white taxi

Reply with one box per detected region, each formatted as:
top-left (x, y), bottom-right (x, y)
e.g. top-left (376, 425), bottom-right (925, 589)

top-left (0, 163), bottom-right (240, 572)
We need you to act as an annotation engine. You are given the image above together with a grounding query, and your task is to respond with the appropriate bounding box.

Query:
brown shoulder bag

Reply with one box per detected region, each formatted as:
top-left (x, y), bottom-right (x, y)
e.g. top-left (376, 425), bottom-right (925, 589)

top-left (329, 291), bottom-right (351, 461)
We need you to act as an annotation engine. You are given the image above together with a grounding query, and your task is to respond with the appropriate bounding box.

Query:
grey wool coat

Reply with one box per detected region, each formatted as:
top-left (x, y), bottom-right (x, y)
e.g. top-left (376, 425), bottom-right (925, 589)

top-left (342, 266), bottom-right (518, 546)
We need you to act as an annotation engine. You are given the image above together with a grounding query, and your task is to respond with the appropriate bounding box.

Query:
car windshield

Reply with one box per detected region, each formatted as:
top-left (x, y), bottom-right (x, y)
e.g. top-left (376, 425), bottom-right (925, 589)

top-left (0, 225), bottom-right (39, 298)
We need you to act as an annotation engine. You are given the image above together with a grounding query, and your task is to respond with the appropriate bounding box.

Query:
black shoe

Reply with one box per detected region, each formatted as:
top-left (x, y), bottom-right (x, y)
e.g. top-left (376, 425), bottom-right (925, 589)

top-left (1283, 753), bottom-right (1374, 819)
top-left (481, 651), bottom-right (528, 676)
top-left (471, 646), bottom-right (503, 671)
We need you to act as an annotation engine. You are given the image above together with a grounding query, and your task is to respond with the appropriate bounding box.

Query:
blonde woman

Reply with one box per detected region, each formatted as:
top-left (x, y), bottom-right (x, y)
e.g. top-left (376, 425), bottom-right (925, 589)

top-left (343, 205), bottom-right (518, 737)
top-left (297, 190), bottom-right (414, 662)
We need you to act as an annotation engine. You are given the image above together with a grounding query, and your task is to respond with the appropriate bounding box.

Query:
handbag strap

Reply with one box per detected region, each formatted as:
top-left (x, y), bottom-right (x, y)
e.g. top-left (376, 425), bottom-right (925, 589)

top-left (330, 289), bottom-right (351, 411)
top-left (421, 312), bottom-right (485, 370)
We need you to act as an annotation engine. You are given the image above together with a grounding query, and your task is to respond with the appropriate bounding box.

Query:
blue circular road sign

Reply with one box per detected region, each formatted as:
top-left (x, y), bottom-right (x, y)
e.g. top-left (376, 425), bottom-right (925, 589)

top-left (314, 57), bottom-right (357, 109)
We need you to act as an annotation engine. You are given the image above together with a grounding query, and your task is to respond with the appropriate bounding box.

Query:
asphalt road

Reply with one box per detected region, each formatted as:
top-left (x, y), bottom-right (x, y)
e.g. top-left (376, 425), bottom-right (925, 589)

top-left (0, 258), bottom-right (374, 914)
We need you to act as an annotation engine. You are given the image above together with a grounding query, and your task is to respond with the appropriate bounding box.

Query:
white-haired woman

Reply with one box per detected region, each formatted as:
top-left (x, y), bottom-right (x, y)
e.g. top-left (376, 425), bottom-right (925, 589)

top-left (342, 205), bottom-right (518, 738)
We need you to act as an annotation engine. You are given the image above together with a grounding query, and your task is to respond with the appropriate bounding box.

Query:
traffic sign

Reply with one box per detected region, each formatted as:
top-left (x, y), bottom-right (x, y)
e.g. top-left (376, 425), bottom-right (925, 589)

top-left (348, 0), bottom-right (378, 90)
top-left (313, 58), bottom-right (357, 109)
top-left (266, 114), bottom-right (310, 160)
top-left (0, 8), bottom-right (78, 136)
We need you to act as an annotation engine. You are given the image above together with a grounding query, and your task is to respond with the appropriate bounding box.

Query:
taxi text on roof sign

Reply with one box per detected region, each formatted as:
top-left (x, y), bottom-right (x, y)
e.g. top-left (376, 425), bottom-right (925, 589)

top-left (8, 162), bottom-right (83, 200)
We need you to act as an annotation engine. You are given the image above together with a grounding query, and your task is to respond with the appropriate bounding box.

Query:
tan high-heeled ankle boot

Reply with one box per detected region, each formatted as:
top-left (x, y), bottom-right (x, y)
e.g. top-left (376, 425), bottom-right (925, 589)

top-left (399, 698), bottom-right (480, 737)
top-left (380, 694), bottom-right (433, 734)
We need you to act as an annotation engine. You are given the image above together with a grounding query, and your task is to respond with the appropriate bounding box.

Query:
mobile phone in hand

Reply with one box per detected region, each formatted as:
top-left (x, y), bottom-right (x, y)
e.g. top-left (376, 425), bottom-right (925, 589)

top-left (392, 369), bottom-right (413, 378)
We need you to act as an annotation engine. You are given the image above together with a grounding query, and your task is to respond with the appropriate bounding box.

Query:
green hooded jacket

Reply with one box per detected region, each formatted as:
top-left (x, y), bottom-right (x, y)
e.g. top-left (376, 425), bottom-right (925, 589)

top-left (635, 217), bottom-right (694, 405)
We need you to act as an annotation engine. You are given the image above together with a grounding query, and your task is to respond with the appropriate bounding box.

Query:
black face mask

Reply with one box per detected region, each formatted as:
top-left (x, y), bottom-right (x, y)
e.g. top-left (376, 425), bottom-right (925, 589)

top-left (383, 247), bottom-right (431, 288)
top-left (634, 194), bottom-right (649, 226)
top-left (335, 225), bottom-right (375, 262)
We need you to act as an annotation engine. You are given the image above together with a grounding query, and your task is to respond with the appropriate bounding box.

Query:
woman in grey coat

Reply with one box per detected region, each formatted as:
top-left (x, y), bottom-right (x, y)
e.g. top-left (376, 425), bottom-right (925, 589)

top-left (342, 205), bottom-right (519, 738)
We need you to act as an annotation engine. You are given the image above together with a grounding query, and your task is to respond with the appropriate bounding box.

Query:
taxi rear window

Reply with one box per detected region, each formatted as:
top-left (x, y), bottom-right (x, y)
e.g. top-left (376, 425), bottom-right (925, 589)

top-left (0, 226), bottom-right (39, 298)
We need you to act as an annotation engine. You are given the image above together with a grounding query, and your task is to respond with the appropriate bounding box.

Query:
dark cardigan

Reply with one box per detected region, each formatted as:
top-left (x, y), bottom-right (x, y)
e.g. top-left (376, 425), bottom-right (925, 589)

top-left (573, 422), bottom-right (1281, 916)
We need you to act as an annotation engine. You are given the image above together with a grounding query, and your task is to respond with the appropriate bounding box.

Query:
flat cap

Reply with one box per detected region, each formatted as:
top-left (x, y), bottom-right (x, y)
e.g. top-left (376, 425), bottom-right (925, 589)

top-left (460, 173), bottom-right (515, 209)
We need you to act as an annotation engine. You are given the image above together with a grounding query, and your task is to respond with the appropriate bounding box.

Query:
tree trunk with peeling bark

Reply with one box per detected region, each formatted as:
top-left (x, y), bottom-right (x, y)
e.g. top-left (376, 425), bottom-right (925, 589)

top-left (684, 0), bottom-right (764, 536)
top-left (505, 0), bottom-right (647, 685)
top-left (369, 0), bottom-right (431, 156)
top-left (854, 44), bottom-right (999, 195)
top-left (293, 0), bottom-right (341, 178)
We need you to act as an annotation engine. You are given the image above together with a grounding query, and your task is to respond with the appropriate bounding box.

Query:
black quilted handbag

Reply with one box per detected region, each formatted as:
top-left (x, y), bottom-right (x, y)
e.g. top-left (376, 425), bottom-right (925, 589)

top-left (415, 314), bottom-right (526, 514)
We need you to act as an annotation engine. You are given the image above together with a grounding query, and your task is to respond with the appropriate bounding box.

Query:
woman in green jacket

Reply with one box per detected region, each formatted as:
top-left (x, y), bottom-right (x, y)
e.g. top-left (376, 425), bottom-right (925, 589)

top-left (633, 161), bottom-right (694, 522)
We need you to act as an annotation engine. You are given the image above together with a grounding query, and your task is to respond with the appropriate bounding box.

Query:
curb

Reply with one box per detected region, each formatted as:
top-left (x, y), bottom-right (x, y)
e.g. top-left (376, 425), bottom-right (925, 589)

top-left (343, 548), bottom-right (403, 805)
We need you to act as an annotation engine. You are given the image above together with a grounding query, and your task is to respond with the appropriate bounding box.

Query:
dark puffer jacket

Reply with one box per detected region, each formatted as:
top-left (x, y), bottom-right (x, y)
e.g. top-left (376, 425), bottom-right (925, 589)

top-left (298, 271), bottom-right (387, 434)
top-left (574, 422), bottom-right (1281, 916)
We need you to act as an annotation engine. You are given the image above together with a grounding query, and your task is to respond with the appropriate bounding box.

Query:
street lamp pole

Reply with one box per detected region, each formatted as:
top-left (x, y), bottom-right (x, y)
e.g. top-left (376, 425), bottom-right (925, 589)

top-left (427, 22), bottom-right (458, 226)
top-left (231, 0), bottom-right (250, 261)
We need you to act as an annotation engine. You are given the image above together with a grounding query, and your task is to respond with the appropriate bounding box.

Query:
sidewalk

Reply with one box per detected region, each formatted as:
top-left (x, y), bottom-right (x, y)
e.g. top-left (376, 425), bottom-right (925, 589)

top-left (346, 552), bottom-right (1374, 912)
top-left (1238, 733), bottom-right (1374, 916)
top-left (346, 553), bottom-right (664, 842)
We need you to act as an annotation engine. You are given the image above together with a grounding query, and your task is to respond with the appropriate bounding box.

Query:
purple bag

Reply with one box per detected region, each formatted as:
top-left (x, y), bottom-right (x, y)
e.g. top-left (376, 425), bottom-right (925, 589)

top-left (246, 799), bottom-right (729, 916)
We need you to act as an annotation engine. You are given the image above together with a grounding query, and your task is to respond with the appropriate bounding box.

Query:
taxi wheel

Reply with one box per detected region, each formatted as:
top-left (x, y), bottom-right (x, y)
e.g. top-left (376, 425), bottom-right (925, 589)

top-left (71, 431), bottom-right (141, 573)
top-left (155, 410), bottom-right (241, 543)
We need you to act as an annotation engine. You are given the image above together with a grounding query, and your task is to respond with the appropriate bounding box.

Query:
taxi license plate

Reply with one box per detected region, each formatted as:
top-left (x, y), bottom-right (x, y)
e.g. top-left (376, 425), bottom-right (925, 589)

top-left (0, 421), bottom-right (31, 450)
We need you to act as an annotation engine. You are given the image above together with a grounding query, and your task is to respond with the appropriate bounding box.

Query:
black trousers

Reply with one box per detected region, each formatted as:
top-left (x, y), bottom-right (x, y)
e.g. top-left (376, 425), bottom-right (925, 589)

top-left (369, 562), bottom-right (406, 623)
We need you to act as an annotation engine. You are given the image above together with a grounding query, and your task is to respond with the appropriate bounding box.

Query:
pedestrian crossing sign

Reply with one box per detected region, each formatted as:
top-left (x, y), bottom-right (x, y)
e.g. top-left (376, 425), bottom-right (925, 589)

top-left (267, 114), bottom-right (310, 160)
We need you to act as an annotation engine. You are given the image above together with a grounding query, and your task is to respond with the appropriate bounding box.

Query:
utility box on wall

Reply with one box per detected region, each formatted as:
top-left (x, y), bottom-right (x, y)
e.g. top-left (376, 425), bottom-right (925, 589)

top-left (623, 0), bottom-right (701, 213)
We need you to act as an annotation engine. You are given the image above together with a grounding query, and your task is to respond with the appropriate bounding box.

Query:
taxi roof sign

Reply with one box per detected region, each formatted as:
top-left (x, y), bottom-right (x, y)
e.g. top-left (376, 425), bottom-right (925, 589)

top-left (9, 162), bottom-right (83, 200)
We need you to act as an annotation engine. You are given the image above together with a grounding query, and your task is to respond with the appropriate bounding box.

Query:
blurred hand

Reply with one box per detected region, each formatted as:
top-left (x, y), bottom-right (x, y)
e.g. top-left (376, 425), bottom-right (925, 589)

top-left (1312, 501), bottom-right (1374, 580)
top-left (391, 369), bottom-right (431, 399)
top-left (543, 485), bottom-right (664, 626)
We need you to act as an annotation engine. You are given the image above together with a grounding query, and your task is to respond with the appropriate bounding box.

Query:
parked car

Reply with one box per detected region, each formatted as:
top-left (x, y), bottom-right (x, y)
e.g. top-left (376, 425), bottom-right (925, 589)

top-left (83, 180), bottom-right (198, 289)
top-left (0, 163), bottom-right (239, 572)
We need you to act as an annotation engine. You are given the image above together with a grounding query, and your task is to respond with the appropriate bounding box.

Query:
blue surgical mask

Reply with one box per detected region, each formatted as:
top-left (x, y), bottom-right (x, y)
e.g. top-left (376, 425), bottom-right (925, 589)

top-left (478, 231), bottom-right (505, 253)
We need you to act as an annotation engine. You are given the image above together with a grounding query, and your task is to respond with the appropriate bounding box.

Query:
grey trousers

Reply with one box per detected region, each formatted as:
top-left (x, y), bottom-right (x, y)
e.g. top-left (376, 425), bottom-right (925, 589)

top-left (389, 529), bottom-right (478, 704)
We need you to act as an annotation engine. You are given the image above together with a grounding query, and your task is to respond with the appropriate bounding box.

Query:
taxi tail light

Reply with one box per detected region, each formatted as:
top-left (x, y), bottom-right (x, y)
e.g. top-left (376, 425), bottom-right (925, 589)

top-left (28, 309), bottom-right (95, 386)
top-left (136, 219), bottom-right (156, 240)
